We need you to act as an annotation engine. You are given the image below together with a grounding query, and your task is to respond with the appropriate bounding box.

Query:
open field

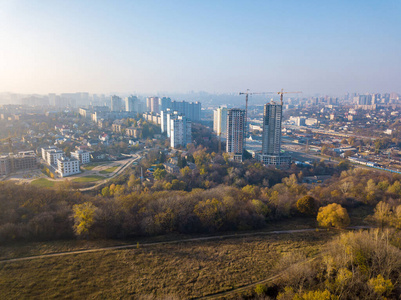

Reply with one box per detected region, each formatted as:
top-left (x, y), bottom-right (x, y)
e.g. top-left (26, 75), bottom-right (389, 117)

top-left (72, 175), bottom-right (105, 183)
top-left (99, 166), bottom-right (119, 174)
top-left (0, 231), bottom-right (337, 299)
top-left (81, 162), bottom-right (109, 170)
top-left (30, 178), bottom-right (56, 188)
top-left (0, 217), bottom-right (319, 260)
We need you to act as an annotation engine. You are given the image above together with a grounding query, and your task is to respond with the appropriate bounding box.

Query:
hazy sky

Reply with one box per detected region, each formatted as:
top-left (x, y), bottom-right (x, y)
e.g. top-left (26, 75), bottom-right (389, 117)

top-left (0, 0), bottom-right (400, 95)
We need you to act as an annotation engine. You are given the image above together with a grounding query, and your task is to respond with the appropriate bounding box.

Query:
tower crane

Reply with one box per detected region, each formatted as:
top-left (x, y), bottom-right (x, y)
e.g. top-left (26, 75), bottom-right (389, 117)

top-left (237, 89), bottom-right (302, 156)
top-left (239, 90), bottom-right (274, 143)
top-left (277, 89), bottom-right (302, 105)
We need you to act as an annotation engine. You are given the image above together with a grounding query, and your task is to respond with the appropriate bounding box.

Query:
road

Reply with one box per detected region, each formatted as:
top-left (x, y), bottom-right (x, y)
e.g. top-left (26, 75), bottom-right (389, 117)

top-left (78, 151), bottom-right (143, 191)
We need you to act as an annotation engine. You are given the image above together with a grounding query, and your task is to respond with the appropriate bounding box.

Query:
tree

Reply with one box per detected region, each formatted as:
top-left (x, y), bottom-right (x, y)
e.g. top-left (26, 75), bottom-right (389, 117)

top-left (387, 181), bottom-right (401, 196)
top-left (194, 198), bottom-right (225, 232)
top-left (391, 205), bottom-right (401, 229)
top-left (294, 289), bottom-right (338, 300)
top-left (72, 202), bottom-right (97, 237)
top-left (368, 275), bottom-right (393, 297)
top-left (254, 284), bottom-right (268, 296)
top-left (251, 199), bottom-right (270, 217)
top-left (317, 203), bottom-right (350, 229)
top-left (177, 155), bottom-right (187, 168)
top-left (180, 166), bottom-right (191, 177)
top-left (373, 201), bottom-right (391, 228)
top-left (153, 168), bottom-right (167, 180)
top-left (101, 186), bottom-right (111, 197)
top-left (296, 195), bottom-right (317, 216)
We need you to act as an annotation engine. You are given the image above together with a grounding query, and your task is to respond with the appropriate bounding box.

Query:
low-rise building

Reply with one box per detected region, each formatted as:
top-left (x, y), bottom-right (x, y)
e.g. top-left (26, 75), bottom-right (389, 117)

top-left (71, 150), bottom-right (90, 164)
top-left (0, 155), bottom-right (11, 176)
top-left (0, 151), bottom-right (38, 176)
top-left (11, 151), bottom-right (38, 171)
top-left (57, 157), bottom-right (80, 177)
top-left (125, 127), bottom-right (142, 138)
top-left (41, 145), bottom-right (59, 160)
top-left (46, 148), bottom-right (64, 165)
top-left (112, 120), bottom-right (124, 133)
top-left (163, 162), bottom-right (180, 174)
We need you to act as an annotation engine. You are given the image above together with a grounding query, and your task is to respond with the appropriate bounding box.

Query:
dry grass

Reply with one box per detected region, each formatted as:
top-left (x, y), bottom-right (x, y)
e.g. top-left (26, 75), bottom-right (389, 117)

top-left (0, 231), bottom-right (336, 299)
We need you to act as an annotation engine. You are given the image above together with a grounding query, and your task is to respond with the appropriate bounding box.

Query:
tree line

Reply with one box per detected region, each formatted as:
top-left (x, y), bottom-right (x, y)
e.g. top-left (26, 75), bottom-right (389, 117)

top-left (1, 166), bottom-right (401, 243)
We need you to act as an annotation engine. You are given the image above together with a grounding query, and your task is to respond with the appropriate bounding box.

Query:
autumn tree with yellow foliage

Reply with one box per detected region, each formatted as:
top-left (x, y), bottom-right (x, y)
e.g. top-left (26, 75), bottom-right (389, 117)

top-left (317, 203), bottom-right (350, 229)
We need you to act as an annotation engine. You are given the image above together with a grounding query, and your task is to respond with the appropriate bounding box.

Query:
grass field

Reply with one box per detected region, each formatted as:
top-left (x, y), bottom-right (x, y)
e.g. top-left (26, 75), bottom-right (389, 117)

top-left (0, 231), bottom-right (337, 299)
top-left (81, 162), bottom-right (108, 170)
top-left (99, 166), bottom-right (119, 174)
top-left (72, 175), bottom-right (105, 183)
top-left (30, 178), bottom-right (56, 188)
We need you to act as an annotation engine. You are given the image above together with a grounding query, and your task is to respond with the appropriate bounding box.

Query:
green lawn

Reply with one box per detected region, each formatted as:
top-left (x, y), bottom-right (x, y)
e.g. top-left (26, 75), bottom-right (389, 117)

top-left (72, 175), bottom-right (105, 183)
top-left (30, 178), bottom-right (56, 188)
top-left (81, 162), bottom-right (108, 170)
top-left (99, 166), bottom-right (119, 174)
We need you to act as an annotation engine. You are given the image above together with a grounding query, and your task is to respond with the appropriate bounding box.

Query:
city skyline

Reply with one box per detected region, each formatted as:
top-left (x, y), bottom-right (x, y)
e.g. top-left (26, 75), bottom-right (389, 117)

top-left (1, 1), bottom-right (400, 95)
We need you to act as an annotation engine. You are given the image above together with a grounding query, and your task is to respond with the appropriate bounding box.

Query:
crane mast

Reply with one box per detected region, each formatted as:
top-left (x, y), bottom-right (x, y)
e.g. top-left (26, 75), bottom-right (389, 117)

top-left (239, 90), bottom-right (273, 146)
top-left (238, 89), bottom-right (302, 158)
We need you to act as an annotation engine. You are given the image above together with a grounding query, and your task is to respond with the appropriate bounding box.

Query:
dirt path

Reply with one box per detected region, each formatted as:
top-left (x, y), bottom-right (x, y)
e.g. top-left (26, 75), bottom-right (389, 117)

top-left (0, 228), bottom-right (318, 264)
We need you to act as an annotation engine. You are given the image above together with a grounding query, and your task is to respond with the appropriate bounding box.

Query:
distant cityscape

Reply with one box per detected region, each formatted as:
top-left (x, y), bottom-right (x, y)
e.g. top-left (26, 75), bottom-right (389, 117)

top-left (0, 91), bottom-right (401, 179)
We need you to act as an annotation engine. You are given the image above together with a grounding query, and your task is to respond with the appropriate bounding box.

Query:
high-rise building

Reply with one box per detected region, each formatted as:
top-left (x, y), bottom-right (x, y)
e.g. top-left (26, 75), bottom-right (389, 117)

top-left (111, 95), bottom-right (124, 112)
top-left (160, 109), bottom-right (171, 134)
top-left (357, 95), bottom-right (372, 106)
top-left (262, 102), bottom-right (282, 156)
top-left (159, 97), bottom-right (172, 112)
top-left (191, 101), bottom-right (201, 121)
top-left (170, 100), bottom-right (201, 121)
top-left (125, 95), bottom-right (139, 113)
top-left (257, 101), bottom-right (291, 168)
top-left (48, 93), bottom-right (57, 106)
top-left (146, 97), bottom-right (160, 114)
top-left (170, 115), bottom-right (192, 148)
top-left (213, 107), bottom-right (228, 140)
top-left (226, 109), bottom-right (245, 162)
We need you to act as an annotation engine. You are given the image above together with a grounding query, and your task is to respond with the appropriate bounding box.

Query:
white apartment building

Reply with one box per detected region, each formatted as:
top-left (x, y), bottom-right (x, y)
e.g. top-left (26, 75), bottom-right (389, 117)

top-left (46, 149), bottom-right (64, 165)
top-left (57, 157), bottom-right (80, 177)
top-left (41, 146), bottom-right (64, 165)
top-left (213, 107), bottom-right (228, 140)
top-left (170, 115), bottom-right (192, 148)
top-left (160, 109), bottom-right (171, 134)
top-left (41, 146), bottom-right (59, 160)
top-left (71, 150), bottom-right (90, 164)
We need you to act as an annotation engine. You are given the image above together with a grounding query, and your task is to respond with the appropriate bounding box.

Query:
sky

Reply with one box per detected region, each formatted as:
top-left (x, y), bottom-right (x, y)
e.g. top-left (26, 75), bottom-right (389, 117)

top-left (0, 0), bottom-right (400, 95)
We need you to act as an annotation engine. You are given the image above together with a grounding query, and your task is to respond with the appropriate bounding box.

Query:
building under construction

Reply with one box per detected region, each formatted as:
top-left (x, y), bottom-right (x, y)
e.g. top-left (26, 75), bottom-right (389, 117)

top-left (0, 151), bottom-right (38, 176)
top-left (256, 101), bottom-right (291, 168)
